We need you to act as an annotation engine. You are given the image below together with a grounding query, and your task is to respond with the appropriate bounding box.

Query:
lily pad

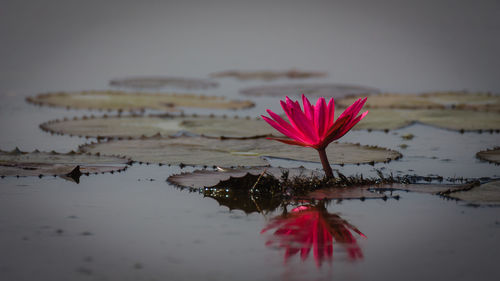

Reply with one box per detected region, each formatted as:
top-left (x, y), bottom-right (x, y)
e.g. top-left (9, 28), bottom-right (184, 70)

top-left (40, 115), bottom-right (275, 139)
top-left (447, 181), bottom-right (500, 205)
top-left (239, 83), bottom-right (380, 98)
top-left (369, 183), bottom-right (474, 195)
top-left (209, 69), bottom-right (327, 81)
top-left (26, 90), bottom-right (254, 112)
top-left (348, 108), bottom-right (500, 132)
top-left (338, 92), bottom-right (500, 111)
top-left (305, 186), bottom-right (395, 200)
top-left (476, 147), bottom-right (500, 164)
top-left (109, 77), bottom-right (218, 90)
top-left (0, 148), bottom-right (129, 178)
top-left (168, 167), bottom-right (321, 189)
top-left (79, 136), bottom-right (401, 167)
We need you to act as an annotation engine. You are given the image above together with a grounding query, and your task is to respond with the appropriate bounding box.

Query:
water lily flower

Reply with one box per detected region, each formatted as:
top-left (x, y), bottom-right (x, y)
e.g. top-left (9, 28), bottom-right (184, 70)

top-left (261, 95), bottom-right (368, 178)
top-left (261, 204), bottom-right (366, 267)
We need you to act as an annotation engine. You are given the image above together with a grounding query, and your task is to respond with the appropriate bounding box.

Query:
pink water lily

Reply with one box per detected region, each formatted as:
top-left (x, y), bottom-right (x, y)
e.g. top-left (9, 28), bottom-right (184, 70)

top-left (261, 204), bottom-right (366, 267)
top-left (261, 95), bottom-right (368, 178)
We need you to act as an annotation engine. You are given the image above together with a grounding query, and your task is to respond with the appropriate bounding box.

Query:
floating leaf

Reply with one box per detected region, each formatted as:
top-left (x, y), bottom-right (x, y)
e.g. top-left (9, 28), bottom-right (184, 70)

top-left (0, 149), bottom-right (129, 179)
top-left (348, 108), bottom-right (500, 132)
top-left (109, 77), bottom-right (218, 90)
top-left (369, 183), bottom-right (474, 195)
top-left (168, 167), bottom-right (321, 189)
top-left (476, 147), bottom-right (500, 164)
top-left (447, 181), bottom-right (500, 205)
top-left (26, 90), bottom-right (254, 112)
top-left (349, 109), bottom-right (414, 131)
top-left (305, 186), bottom-right (393, 200)
top-left (80, 136), bottom-right (401, 167)
top-left (40, 115), bottom-right (275, 139)
top-left (240, 83), bottom-right (380, 98)
top-left (338, 92), bottom-right (500, 111)
top-left (209, 69), bottom-right (327, 81)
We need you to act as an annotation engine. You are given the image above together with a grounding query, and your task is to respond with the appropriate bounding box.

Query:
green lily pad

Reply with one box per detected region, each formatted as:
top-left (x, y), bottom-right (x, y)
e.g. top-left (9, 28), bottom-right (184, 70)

top-left (338, 92), bottom-right (500, 111)
top-left (0, 148), bottom-right (129, 178)
top-left (26, 90), bottom-right (254, 112)
top-left (79, 136), bottom-right (401, 168)
top-left (447, 181), bottom-right (500, 205)
top-left (239, 83), bottom-right (380, 98)
top-left (40, 115), bottom-right (275, 139)
top-left (476, 147), bottom-right (500, 164)
top-left (348, 108), bottom-right (500, 132)
top-left (210, 69), bottom-right (327, 81)
top-left (109, 77), bottom-right (218, 90)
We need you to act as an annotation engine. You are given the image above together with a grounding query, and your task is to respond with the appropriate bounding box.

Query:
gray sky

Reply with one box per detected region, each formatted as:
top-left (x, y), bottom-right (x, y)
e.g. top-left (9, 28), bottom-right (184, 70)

top-left (1, 0), bottom-right (499, 93)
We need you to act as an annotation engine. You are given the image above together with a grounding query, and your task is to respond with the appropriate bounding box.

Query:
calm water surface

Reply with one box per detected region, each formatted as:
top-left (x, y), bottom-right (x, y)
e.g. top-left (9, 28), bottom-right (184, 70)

top-left (1, 1), bottom-right (500, 280)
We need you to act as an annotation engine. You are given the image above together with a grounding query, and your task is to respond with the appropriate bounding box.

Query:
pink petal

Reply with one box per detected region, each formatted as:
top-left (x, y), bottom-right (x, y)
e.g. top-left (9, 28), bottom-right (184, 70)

top-left (266, 137), bottom-right (309, 147)
top-left (261, 115), bottom-right (301, 141)
top-left (302, 94), bottom-right (315, 122)
top-left (265, 110), bottom-right (310, 143)
top-left (314, 97), bottom-right (327, 139)
top-left (326, 98), bottom-right (335, 128)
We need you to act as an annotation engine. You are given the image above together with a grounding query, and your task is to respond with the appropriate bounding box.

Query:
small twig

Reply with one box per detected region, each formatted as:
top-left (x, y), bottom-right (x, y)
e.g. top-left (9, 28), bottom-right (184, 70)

top-left (250, 168), bottom-right (268, 215)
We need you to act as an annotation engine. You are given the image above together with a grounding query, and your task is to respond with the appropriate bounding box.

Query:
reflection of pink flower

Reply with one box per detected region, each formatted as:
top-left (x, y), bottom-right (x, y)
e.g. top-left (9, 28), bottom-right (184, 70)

top-left (261, 95), bottom-right (368, 178)
top-left (261, 205), bottom-right (365, 267)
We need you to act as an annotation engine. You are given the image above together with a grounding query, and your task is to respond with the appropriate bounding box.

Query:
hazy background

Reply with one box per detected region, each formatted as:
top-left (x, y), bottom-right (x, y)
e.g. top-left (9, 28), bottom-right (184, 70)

top-left (1, 0), bottom-right (499, 94)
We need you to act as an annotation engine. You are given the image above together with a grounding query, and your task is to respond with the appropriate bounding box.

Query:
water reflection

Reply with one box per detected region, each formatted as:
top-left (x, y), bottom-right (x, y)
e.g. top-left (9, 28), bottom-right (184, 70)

top-left (262, 202), bottom-right (365, 267)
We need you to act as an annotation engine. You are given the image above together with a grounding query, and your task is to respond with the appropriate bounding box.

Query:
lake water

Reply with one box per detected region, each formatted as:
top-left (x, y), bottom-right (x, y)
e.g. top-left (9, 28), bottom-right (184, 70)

top-left (1, 1), bottom-right (500, 280)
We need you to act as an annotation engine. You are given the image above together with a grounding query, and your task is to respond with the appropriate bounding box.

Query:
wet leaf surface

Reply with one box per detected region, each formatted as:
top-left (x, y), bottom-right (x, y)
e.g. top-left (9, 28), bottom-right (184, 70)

top-left (41, 115), bottom-right (276, 139)
top-left (109, 77), bottom-right (218, 90)
top-left (0, 148), bottom-right (129, 178)
top-left (168, 167), bottom-right (321, 189)
top-left (239, 83), bottom-right (380, 98)
top-left (476, 147), bottom-right (500, 164)
top-left (80, 136), bottom-right (401, 167)
top-left (338, 92), bottom-right (500, 111)
top-left (447, 181), bottom-right (500, 205)
top-left (26, 90), bottom-right (254, 112)
top-left (209, 69), bottom-right (327, 80)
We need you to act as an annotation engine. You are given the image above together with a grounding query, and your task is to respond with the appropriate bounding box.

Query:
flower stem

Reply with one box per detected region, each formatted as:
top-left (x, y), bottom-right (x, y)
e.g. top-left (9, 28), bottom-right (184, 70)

top-left (317, 148), bottom-right (334, 179)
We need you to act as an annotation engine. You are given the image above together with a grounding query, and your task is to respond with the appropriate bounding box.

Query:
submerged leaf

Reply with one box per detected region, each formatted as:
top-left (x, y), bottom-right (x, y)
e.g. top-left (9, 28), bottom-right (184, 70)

top-left (0, 149), bottom-right (129, 178)
top-left (240, 83), bottom-right (380, 98)
top-left (80, 136), bottom-right (401, 167)
top-left (40, 115), bottom-right (275, 139)
top-left (476, 147), bottom-right (500, 164)
top-left (26, 90), bottom-right (254, 112)
top-left (109, 76), bottom-right (218, 90)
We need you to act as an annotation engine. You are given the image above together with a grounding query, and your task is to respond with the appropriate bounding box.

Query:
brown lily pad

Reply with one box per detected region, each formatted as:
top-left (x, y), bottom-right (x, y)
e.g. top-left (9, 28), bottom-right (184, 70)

top-left (26, 90), bottom-right (254, 112)
top-left (307, 183), bottom-right (474, 200)
top-left (0, 148), bottom-right (129, 179)
top-left (477, 147), bottom-right (500, 164)
top-left (446, 181), bottom-right (500, 205)
top-left (109, 77), bottom-right (218, 90)
top-left (209, 69), bottom-right (327, 81)
top-left (40, 114), bottom-right (275, 139)
top-left (338, 92), bottom-right (500, 111)
top-left (369, 183), bottom-right (474, 195)
top-left (168, 167), bottom-right (321, 189)
top-left (239, 83), bottom-right (380, 98)
top-left (79, 136), bottom-right (401, 168)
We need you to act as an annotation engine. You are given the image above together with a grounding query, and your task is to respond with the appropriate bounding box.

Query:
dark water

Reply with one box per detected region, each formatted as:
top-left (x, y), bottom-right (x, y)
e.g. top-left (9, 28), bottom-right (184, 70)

top-left (1, 1), bottom-right (500, 280)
